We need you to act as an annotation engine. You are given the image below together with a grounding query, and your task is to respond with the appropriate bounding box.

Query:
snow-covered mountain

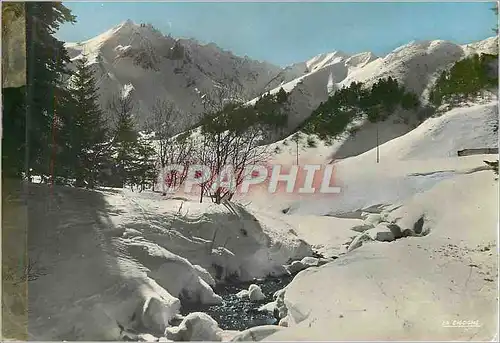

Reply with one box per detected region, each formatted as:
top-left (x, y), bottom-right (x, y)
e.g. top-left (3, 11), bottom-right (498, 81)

top-left (65, 20), bottom-right (497, 137)
top-left (244, 35), bottom-right (497, 157)
top-left (247, 36), bottom-right (497, 136)
top-left (64, 20), bottom-right (305, 129)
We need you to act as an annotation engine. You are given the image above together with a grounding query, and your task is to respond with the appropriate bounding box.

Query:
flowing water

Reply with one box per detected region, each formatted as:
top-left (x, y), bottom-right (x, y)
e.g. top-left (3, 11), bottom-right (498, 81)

top-left (180, 275), bottom-right (294, 331)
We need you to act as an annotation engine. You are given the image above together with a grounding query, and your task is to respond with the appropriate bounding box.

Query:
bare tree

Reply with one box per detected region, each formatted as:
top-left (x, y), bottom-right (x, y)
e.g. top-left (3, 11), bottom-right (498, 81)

top-left (144, 99), bottom-right (181, 168)
top-left (166, 80), bottom-right (278, 204)
top-left (197, 102), bottom-right (273, 204)
top-left (225, 126), bottom-right (272, 202)
top-left (194, 81), bottom-right (244, 203)
top-left (162, 132), bottom-right (196, 193)
top-left (144, 99), bottom-right (197, 193)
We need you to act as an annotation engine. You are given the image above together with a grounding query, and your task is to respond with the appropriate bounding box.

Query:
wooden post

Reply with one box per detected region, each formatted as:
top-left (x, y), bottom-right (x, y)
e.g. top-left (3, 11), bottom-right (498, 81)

top-left (376, 123), bottom-right (380, 164)
top-left (296, 139), bottom-right (299, 165)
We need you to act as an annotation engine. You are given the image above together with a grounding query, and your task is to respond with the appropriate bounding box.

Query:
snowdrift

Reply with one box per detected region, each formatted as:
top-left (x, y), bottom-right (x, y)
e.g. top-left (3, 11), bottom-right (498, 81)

top-left (108, 191), bottom-right (312, 281)
top-left (268, 170), bottom-right (498, 340)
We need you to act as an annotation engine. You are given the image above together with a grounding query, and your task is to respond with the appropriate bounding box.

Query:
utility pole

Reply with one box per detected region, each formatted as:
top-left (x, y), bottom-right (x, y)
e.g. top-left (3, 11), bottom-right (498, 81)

top-left (296, 139), bottom-right (299, 165)
top-left (376, 122), bottom-right (380, 163)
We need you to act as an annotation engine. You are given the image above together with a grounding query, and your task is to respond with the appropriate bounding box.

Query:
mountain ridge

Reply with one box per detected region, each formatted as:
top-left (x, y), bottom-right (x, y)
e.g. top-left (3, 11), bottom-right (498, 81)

top-left (63, 20), bottom-right (497, 136)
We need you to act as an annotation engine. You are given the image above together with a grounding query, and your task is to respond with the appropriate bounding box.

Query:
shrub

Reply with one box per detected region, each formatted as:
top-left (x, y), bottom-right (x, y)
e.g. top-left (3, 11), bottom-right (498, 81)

top-left (301, 77), bottom-right (419, 139)
top-left (306, 136), bottom-right (317, 148)
top-left (429, 53), bottom-right (498, 106)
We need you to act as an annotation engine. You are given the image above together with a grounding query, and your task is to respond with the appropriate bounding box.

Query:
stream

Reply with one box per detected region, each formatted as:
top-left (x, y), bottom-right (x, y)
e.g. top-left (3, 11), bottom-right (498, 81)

top-left (180, 274), bottom-right (295, 331)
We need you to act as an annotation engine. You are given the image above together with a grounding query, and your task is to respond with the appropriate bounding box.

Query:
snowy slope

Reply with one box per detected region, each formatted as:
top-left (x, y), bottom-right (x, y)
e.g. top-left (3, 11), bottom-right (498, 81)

top-left (268, 170), bottom-right (498, 341)
top-left (345, 102), bottom-right (498, 162)
top-left (64, 20), bottom-right (304, 129)
top-left (240, 102), bottom-right (498, 217)
top-left (250, 100), bottom-right (499, 341)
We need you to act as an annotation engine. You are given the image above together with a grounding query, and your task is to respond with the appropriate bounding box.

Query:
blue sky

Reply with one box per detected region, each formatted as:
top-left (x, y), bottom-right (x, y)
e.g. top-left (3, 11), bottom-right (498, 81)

top-left (56, 1), bottom-right (497, 66)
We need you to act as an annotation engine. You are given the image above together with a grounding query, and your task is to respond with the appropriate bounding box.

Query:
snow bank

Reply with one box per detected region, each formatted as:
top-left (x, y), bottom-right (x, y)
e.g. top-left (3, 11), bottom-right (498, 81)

top-left (113, 192), bottom-right (313, 281)
top-left (267, 170), bottom-right (498, 340)
top-left (165, 312), bottom-right (223, 341)
top-left (248, 284), bottom-right (266, 301)
top-left (25, 185), bottom-right (181, 340)
top-left (125, 239), bottom-right (222, 305)
top-left (230, 325), bottom-right (284, 341)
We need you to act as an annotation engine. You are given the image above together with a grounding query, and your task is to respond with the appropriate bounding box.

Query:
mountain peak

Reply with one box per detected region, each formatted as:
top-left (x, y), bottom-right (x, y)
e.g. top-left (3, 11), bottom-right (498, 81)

top-left (121, 19), bottom-right (135, 28)
top-left (305, 51), bottom-right (350, 72)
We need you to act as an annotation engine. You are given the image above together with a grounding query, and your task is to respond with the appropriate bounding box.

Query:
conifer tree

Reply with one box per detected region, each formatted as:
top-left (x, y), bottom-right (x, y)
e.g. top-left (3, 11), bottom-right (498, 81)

top-left (62, 56), bottom-right (108, 187)
top-left (130, 133), bottom-right (157, 191)
top-left (3, 2), bottom-right (75, 178)
top-left (25, 2), bottom-right (76, 177)
top-left (109, 95), bottom-right (139, 188)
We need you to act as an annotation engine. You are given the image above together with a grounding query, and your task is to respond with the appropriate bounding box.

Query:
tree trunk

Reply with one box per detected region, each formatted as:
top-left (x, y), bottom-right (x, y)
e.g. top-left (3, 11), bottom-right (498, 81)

top-left (88, 177), bottom-right (95, 189)
top-left (75, 177), bottom-right (85, 188)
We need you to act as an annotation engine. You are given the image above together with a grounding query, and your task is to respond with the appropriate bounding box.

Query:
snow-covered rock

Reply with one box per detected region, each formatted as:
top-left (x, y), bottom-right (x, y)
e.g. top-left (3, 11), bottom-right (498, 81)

top-left (258, 301), bottom-right (277, 314)
top-left (347, 232), bottom-right (373, 253)
top-left (285, 261), bottom-right (306, 274)
top-left (248, 284), bottom-right (266, 302)
top-left (126, 240), bottom-right (222, 305)
top-left (141, 296), bottom-right (181, 335)
top-left (193, 264), bottom-right (216, 288)
top-left (366, 225), bottom-right (395, 242)
top-left (219, 330), bottom-right (241, 342)
top-left (164, 312), bottom-right (222, 341)
top-left (300, 256), bottom-right (319, 267)
top-left (274, 288), bottom-right (288, 319)
top-left (230, 325), bottom-right (284, 341)
top-left (236, 284), bottom-right (266, 302)
top-left (123, 228), bottom-right (142, 238)
top-left (350, 223), bottom-right (374, 233)
top-left (278, 318), bottom-right (289, 327)
top-left (137, 333), bottom-right (159, 342)
top-left (363, 213), bottom-right (382, 226)
top-left (236, 290), bottom-right (249, 299)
